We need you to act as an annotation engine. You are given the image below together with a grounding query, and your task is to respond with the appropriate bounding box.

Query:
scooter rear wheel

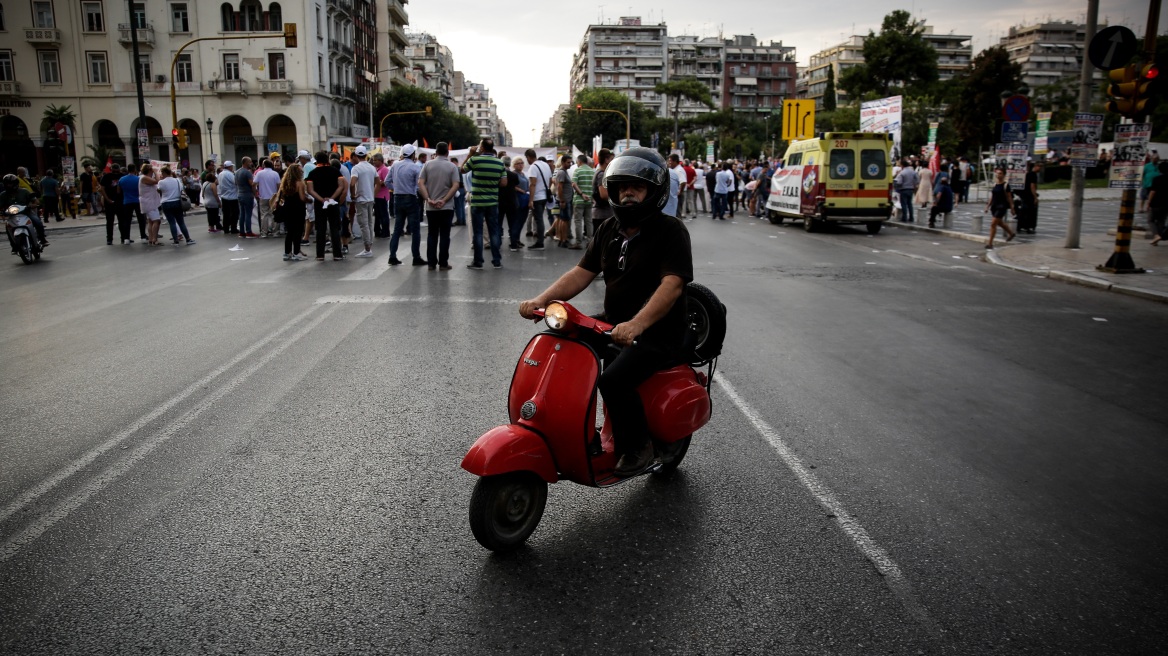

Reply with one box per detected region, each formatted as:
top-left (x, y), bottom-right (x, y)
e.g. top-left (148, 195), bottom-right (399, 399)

top-left (469, 472), bottom-right (548, 552)
top-left (652, 435), bottom-right (691, 476)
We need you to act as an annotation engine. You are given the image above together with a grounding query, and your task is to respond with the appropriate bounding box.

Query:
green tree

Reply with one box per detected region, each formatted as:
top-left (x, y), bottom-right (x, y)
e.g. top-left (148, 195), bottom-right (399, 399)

top-left (371, 86), bottom-right (478, 148)
top-left (654, 77), bottom-right (715, 147)
top-left (945, 46), bottom-right (1023, 155)
top-left (823, 66), bottom-right (837, 111)
top-left (838, 10), bottom-right (939, 98)
top-left (560, 87), bottom-right (651, 150)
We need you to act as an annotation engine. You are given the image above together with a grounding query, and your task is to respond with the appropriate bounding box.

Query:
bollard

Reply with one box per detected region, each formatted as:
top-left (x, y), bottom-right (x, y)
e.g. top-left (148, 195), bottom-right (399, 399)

top-left (942, 212), bottom-right (953, 229)
top-left (970, 214), bottom-right (983, 233)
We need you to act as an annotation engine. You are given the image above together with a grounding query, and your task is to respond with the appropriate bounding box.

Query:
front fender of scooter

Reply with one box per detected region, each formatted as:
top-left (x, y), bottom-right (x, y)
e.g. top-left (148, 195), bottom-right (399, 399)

top-left (461, 424), bottom-right (558, 483)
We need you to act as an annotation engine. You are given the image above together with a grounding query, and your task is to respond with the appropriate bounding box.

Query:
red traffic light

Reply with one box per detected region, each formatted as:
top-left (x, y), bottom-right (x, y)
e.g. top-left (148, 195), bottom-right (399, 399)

top-left (1143, 64), bottom-right (1159, 80)
top-left (171, 128), bottom-right (179, 137)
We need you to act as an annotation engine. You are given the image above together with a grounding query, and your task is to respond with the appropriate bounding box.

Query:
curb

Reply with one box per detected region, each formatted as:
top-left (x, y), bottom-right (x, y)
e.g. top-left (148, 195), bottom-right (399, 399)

top-left (881, 219), bottom-right (1002, 246)
top-left (984, 248), bottom-right (1168, 304)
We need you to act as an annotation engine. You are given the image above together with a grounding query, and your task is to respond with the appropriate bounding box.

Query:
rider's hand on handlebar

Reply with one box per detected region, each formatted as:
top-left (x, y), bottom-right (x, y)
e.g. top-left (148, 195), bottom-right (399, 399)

top-left (518, 299), bottom-right (543, 320)
top-left (610, 321), bottom-right (644, 347)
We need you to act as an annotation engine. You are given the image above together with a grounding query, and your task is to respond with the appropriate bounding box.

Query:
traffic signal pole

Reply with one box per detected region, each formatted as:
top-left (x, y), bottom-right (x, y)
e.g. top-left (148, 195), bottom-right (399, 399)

top-left (1065, 0), bottom-right (1098, 249)
top-left (1099, 0), bottom-right (1160, 273)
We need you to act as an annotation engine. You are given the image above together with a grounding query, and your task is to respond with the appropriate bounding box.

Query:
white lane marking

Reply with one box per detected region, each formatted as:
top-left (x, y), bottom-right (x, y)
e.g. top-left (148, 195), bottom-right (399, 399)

top-left (0, 303), bottom-right (324, 526)
top-left (316, 295), bottom-right (520, 305)
top-left (0, 303), bottom-right (342, 563)
top-left (716, 374), bottom-right (942, 637)
top-left (1093, 317), bottom-right (1108, 322)
top-left (340, 259), bottom-right (392, 281)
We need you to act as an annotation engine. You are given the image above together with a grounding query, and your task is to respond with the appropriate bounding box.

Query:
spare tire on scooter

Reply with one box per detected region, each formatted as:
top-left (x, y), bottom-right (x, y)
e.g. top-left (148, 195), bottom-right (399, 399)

top-left (686, 282), bottom-right (726, 364)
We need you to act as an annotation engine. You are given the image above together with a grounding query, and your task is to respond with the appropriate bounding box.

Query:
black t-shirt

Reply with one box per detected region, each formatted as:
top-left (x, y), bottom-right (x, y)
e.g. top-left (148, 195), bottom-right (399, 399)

top-left (100, 172), bottom-right (122, 205)
top-left (1150, 174), bottom-right (1168, 210)
top-left (499, 170), bottom-right (519, 211)
top-left (306, 164), bottom-right (343, 210)
top-left (80, 172), bottom-right (95, 193)
top-left (578, 213), bottom-right (694, 348)
top-left (1024, 171), bottom-right (1039, 199)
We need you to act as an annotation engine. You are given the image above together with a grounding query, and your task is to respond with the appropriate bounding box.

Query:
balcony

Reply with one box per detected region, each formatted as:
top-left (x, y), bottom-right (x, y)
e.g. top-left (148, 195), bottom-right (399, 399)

top-left (211, 79), bottom-right (248, 96)
top-left (388, 0), bottom-right (408, 23)
top-left (24, 27), bottom-right (62, 44)
top-left (117, 24), bottom-right (154, 47)
top-left (257, 79), bottom-right (293, 95)
top-left (0, 81), bottom-right (21, 96)
top-left (388, 23), bottom-right (409, 48)
top-left (328, 38), bottom-right (354, 59)
top-left (326, 0), bottom-right (354, 14)
top-left (331, 84), bottom-right (356, 102)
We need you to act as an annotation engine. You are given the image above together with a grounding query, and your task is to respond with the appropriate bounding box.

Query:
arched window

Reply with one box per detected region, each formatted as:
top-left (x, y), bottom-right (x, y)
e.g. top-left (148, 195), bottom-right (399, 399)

top-left (220, 3), bottom-right (234, 32)
top-left (240, 0), bottom-right (262, 31)
top-left (267, 3), bottom-right (282, 31)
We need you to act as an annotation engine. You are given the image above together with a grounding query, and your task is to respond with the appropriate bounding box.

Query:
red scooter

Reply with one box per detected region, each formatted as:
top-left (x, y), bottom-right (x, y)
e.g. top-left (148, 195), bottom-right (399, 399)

top-left (461, 283), bottom-right (725, 552)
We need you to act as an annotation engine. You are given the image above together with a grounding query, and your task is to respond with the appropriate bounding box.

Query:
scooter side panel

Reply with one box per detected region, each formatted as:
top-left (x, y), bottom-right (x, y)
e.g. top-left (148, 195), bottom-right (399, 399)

top-left (507, 334), bottom-right (599, 484)
top-left (640, 366), bottom-right (712, 442)
top-left (461, 425), bottom-right (558, 483)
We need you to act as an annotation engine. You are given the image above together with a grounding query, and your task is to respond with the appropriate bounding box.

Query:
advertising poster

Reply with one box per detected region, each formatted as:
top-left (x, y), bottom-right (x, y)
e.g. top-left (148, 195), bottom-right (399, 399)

top-left (1069, 112), bottom-right (1104, 167)
top-left (860, 96), bottom-right (902, 159)
top-left (706, 140), bottom-right (715, 164)
top-left (1034, 112), bottom-right (1052, 154)
top-left (1108, 123), bottom-right (1152, 189)
top-left (994, 143), bottom-right (1029, 188)
top-left (61, 157), bottom-right (75, 186)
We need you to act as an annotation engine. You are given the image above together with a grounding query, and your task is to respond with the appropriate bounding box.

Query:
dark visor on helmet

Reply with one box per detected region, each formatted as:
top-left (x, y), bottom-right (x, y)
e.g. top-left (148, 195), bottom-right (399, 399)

top-left (604, 155), bottom-right (667, 186)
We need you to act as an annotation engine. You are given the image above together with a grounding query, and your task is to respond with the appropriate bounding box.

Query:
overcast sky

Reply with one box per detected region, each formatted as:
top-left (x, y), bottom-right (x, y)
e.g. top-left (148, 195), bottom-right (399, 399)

top-left (407, 0), bottom-right (1164, 148)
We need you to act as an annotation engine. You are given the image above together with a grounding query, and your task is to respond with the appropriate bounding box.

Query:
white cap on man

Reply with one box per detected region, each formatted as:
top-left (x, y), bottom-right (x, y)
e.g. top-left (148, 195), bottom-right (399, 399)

top-left (401, 144), bottom-right (416, 158)
top-left (354, 146), bottom-right (367, 157)
top-left (223, 160), bottom-right (234, 168)
top-left (297, 150), bottom-right (310, 160)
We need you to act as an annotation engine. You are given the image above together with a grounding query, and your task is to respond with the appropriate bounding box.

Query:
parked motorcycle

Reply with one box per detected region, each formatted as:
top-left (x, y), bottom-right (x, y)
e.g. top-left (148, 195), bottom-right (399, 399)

top-left (461, 282), bottom-right (726, 552)
top-left (6, 204), bottom-right (41, 264)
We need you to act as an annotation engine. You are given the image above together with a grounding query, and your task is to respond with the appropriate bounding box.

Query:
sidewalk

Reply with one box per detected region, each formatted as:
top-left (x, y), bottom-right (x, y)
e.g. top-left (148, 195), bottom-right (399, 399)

top-left (42, 206), bottom-right (209, 235)
top-left (884, 209), bottom-right (1168, 304)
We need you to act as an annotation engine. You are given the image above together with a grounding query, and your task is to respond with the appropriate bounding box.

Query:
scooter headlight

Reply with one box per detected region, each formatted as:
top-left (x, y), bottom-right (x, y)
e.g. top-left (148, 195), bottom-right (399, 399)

top-left (543, 302), bottom-right (570, 331)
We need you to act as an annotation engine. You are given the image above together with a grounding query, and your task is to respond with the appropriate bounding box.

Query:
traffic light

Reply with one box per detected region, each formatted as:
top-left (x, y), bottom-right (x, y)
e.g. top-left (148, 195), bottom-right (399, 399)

top-left (284, 23), bottom-right (297, 48)
top-left (177, 128), bottom-right (188, 150)
top-left (1105, 62), bottom-right (1158, 117)
top-left (171, 128), bottom-right (180, 150)
top-left (576, 104), bottom-right (582, 114)
top-left (425, 106), bottom-right (432, 117)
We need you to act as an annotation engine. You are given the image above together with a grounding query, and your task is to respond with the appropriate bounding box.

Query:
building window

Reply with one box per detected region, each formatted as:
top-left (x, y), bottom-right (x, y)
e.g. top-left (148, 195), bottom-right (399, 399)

top-left (268, 52), bottom-right (284, 80)
top-left (175, 52), bottom-right (192, 82)
top-left (220, 3), bottom-right (234, 31)
top-left (223, 53), bottom-right (239, 80)
top-left (86, 51), bottom-right (108, 83)
top-left (170, 3), bottom-right (189, 32)
top-left (33, 1), bottom-right (54, 28)
top-left (240, 0), bottom-right (262, 31)
top-left (0, 52), bottom-right (13, 81)
top-left (317, 55), bottom-right (323, 87)
top-left (38, 50), bottom-right (60, 84)
top-left (130, 2), bottom-right (146, 29)
top-left (268, 3), bottom-right (282, 31)
top-left (82, 2), bottom-right (104, 32)
top-left (315, 5), bottom-right (321, 38)
top-left (135, 53), bottom-right (150, 81)
top-left (0, 4), bottom-right (5, 31)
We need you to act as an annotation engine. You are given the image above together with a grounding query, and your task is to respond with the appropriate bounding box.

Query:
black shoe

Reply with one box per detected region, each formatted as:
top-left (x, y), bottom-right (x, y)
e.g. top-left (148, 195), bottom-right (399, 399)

top-left (388, 257), bottom-right (402, 265)
top-left (107, 240), bottom-right (113, 245)
top-left (439, 265), bottom-right (453, 270)
top-left (509, 246), bottom-right (519, 252)
top-left (529, 243), bottom-right (544, 250)
top-left (614, 442), bottom-right (655, 477)
top-left (467, 262), bottom-right (483, 269)
top-left (493, 262), bottom-right (502, 269)
top-left (412, 258), bottom-right (428, 266)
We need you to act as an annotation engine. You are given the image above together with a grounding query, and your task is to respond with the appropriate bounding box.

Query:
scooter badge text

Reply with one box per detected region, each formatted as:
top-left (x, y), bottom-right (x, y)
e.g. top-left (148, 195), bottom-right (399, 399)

top-left (523, 358), bottom-right (540, 367)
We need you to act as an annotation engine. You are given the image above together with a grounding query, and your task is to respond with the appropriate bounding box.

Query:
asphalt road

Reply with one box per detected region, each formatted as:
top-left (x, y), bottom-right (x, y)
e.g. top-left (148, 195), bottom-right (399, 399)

top-left (1, 212), bottom-right (1166, 655)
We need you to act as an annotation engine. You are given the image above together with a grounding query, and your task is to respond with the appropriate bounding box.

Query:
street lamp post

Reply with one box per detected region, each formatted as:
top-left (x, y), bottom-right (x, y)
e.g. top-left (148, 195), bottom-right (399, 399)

top-left (205, 117), bottom-right (213, 163)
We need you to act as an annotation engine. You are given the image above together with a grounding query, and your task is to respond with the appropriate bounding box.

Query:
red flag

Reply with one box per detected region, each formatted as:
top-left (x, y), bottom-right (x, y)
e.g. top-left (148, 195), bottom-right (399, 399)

top-left (928, 148), bottom-right (940, 175)
top-left (104, 157), bottom-right (113, 174)
top-left (422, 137), bottom-right (429, 149)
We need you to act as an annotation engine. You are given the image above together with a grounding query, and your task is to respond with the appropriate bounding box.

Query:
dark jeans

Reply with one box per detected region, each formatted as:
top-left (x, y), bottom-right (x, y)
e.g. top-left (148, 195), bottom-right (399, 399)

top-left (452, 191), bottom-right (466, 225)
top-left (105, 201), bottom-right (125, 242)
top-left (161, 200), bottom-right (191, 241)
top-left (508, 202), bottom-right (527, 247)
top-left (897, 190), bottom-right (915, 222)
top-left (471, 204), bottom-right (502, 266)
top-left (42, 196), bottom-right (60, 221)
top-left (390, 194), bottom-right (422, 260)
top-left (426, 209), bottom-right (453, 266)
top-left (530, 199), bottom-right (547, 246)
top-left (374, 197), bottom-right (390, 237)
top-left (120, 201), bottom-right (147, 238)
top-left (589, 338), bottom-right (677, 456)
top-left (221, 199), bottom-right (240, 233)
top-left (238, 196), bottom-right (255, 234)
top-left (284, 212), bottom-right (305, 255)
top-left (712, 192), bottom-right (727, 219)
top-left (205, 205), bottom-right (221, 230)
top-left (314, 203), bottom-right (342, 258)
top-left (726, 191), bottom-right (737, 215)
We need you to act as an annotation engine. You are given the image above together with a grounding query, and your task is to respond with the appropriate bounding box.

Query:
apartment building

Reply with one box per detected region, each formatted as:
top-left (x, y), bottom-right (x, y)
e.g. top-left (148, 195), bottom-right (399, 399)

top-left (723, 35), bottom-right (796, 114)
top-left (999, 21), bottom-right (1098, 89)
top-left (667, 35), bottom-right (723, 119)
top-left (0, 0), bottom-right (382, 174)
top-left (375, 0), bottom-right (411, 89)
top-left (921, 26), bottom-right (972, 81)
top-left (406, 32), bottom-right (454, 110)
top-left (463, 80), bottom-right (507, 145)
top-left (569, 16), bottom-right (669, 118)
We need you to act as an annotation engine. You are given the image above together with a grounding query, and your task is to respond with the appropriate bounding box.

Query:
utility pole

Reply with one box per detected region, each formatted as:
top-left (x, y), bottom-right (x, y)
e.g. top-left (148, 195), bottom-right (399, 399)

top-left (128, 0), bottom-right (146, 165)
top-left (1065, 0), bottom-right (1098, 249)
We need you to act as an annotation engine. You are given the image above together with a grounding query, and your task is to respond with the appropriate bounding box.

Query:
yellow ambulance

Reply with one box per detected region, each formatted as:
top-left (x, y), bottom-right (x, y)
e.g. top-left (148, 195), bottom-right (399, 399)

top-left (764, 132), bottom-right (894, 234)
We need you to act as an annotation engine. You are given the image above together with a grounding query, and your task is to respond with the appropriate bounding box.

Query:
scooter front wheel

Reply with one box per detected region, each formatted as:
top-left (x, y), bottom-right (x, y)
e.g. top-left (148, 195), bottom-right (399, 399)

top-left (469, 472), bottom-right (548, 552)
top-left (652, 435), bottom-right (691, 476)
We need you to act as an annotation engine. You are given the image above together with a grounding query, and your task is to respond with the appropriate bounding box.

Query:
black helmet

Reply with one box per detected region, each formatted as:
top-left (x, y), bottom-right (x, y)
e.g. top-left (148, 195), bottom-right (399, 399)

top-left (605, 147), bottom-right (669, 228)
top-left (2, 174), bottom-right (17, 189)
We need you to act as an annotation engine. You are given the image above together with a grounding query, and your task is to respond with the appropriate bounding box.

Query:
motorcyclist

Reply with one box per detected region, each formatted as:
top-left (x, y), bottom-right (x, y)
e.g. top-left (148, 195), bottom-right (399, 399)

top-left (1, 173), bottom-right (46, 252)
top-left (519, 148), bottom-right (694, 476)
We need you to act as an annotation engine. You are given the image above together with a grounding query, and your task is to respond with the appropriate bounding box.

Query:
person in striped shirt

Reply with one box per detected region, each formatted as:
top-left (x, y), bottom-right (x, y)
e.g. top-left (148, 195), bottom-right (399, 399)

top-left (462, 138), bottom-right (508, 269)
top-left (569, 154), bottom-right (595, 250)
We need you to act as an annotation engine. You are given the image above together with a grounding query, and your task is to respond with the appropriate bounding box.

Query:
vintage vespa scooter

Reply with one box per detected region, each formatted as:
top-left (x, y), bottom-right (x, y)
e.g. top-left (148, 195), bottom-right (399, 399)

top-left (461, 283), bottom-right (725, 552)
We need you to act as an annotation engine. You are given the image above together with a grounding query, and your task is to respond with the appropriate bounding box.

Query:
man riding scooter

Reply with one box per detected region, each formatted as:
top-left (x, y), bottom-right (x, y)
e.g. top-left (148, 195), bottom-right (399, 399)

top-left (1, 173), bottom-right (47, 252)
top-left (519, 148), bottom-right (693, 476)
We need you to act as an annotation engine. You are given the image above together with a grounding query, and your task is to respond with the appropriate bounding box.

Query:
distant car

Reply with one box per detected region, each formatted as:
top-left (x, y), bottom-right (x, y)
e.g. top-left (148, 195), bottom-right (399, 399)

top-left (765, 132), bottom-right (893, 234)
